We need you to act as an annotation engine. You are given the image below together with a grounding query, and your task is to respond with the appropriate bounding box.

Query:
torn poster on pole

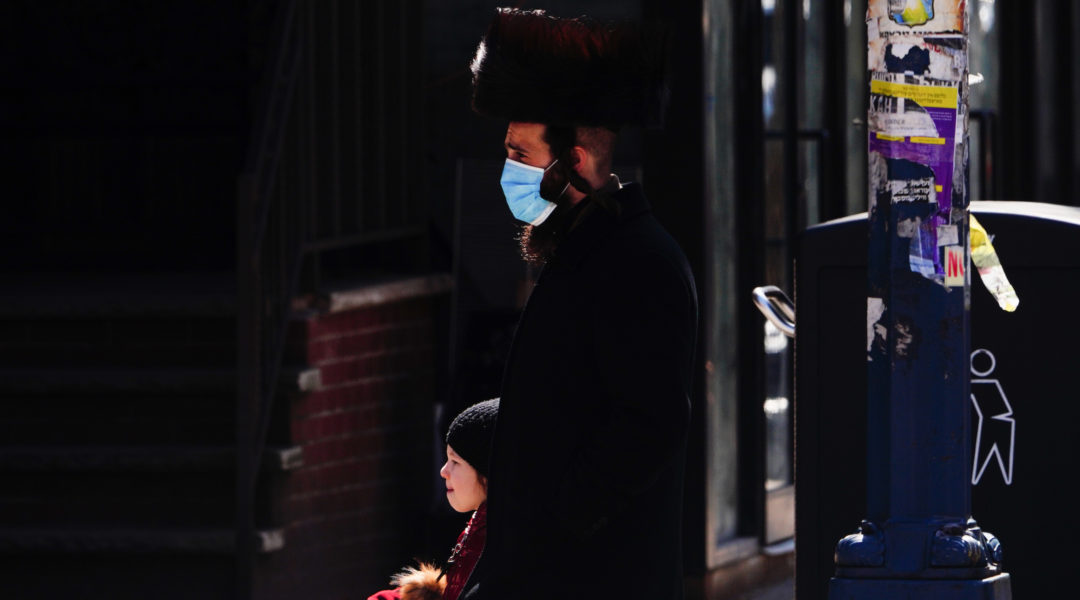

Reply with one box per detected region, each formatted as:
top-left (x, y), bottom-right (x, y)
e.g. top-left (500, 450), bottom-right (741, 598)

top-left (868, 73), bottom-right (960, 281)
top-left (867, 9), bottom-right (968, 285)
top-left (869, 74), bottom-right (959, 203)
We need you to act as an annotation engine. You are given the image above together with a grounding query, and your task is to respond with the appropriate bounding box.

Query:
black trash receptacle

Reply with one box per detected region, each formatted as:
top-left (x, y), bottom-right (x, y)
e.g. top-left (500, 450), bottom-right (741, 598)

top-left (795, 201), bottom-right (1080, 600)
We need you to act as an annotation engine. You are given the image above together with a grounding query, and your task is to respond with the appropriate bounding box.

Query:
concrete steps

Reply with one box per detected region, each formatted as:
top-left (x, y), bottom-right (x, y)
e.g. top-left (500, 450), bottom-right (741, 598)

top-left (0, 272), bottom-right (308, 596)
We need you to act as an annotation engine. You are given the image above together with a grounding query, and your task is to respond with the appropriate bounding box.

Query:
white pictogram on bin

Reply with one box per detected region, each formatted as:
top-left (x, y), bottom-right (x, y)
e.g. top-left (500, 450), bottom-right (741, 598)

top-left (970, 349), bottom-right (1015, 486)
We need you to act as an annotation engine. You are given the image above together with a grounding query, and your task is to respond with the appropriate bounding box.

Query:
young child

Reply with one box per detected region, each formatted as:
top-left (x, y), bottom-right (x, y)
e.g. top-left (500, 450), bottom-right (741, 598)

top-left (368, 398), bottom-right (498, 600)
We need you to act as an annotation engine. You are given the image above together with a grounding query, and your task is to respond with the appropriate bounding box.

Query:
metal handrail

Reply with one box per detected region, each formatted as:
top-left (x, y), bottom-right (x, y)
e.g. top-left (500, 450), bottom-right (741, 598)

top-left (752, 285), bottom-right (796, 338)
top-left (236, 0), bottom-right (302, 597)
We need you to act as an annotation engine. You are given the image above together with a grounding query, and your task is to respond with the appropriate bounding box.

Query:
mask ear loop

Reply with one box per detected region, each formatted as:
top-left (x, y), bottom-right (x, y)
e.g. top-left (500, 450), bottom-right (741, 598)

top-left (542, 158), bottom-right (572, 202)
top-left (554, 181), bottom-right (571, 201)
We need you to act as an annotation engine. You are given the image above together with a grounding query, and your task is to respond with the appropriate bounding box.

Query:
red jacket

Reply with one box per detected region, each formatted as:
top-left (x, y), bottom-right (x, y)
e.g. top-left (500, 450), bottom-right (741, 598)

top-left (368, 503), bottom-right (487, 600)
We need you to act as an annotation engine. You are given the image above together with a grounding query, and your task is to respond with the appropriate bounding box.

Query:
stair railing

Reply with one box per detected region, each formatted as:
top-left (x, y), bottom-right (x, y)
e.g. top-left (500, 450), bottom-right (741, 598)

top-left (236, 0), bottom-right (303, 596)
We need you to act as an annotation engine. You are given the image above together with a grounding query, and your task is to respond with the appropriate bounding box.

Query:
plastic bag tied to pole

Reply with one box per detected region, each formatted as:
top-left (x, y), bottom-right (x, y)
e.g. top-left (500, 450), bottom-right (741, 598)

top-left (970, 214), bottom-right (1019, 312)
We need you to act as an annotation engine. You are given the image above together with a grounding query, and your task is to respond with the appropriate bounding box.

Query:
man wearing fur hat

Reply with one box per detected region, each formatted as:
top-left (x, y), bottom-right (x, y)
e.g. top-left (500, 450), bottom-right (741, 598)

top-left (463, 8), bottom-right (698, 600)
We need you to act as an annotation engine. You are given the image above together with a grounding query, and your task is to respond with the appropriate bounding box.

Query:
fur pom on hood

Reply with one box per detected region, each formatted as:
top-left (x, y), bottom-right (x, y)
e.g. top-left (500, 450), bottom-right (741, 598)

top-left (389, 563), bottom-right (445, 600)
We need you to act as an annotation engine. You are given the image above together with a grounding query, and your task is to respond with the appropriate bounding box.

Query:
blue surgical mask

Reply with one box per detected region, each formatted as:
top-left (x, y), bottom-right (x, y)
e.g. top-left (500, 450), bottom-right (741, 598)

top-left (499, 158), bottom-right (568, 225)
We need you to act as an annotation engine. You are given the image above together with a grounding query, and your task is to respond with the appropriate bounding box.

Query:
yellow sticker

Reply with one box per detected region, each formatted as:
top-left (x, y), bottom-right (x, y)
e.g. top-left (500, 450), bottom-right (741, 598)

top-left (910, 136), bottom-right (946, 145)
top-left (870, 80), bottom-right (959, 109)
top-left (900, 4), bottom-right (931, 26)
top-left (876, 133), bottom-right (906, 142)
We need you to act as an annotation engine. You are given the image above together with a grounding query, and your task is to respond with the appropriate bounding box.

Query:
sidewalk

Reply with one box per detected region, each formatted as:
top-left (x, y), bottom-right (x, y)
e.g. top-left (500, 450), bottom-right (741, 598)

top-left (746, 578), bottom-right (794, 600)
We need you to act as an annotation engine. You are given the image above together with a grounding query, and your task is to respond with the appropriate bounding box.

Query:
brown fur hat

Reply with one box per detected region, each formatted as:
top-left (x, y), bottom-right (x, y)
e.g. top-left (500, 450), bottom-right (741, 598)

top-left (470, 7), bottom-right (668, 129)
top-left (389, 562), bottom-right (445, 600)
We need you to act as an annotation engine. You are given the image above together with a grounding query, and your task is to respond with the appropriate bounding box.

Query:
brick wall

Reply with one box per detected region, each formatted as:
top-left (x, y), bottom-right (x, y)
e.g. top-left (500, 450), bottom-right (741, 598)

top-left (258, 276), bottom-right (450, 599)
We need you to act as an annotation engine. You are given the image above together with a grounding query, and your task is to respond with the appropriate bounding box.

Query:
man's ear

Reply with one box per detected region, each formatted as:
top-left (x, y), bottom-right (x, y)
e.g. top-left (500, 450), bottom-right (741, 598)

top-left (569, 145), bottom-right (590, 177)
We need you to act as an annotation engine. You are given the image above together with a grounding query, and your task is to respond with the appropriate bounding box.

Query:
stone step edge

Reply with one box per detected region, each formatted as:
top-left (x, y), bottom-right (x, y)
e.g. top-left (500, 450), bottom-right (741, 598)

top-left (0, 271), bottom-right (454, 319)
top-left (0, 527), bottom-right (284, 555)
top-left (0, 293), bottom-right (236, 318)
top-left (0, 272), bottom-right (236, 318)
top-left (0, 366), bottom-right (321, 395)
top-left (0, 445), bottom-right (303, 473)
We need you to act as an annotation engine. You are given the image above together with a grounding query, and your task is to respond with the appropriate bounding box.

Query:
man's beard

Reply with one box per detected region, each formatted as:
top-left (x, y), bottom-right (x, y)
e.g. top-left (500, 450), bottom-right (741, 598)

top-left (516, 167), bottom-right (588, 267)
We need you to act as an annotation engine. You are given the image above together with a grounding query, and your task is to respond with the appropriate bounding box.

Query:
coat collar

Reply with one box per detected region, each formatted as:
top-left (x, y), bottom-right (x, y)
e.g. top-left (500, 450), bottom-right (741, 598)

top-left (548, 181), bottom-right (651, 270)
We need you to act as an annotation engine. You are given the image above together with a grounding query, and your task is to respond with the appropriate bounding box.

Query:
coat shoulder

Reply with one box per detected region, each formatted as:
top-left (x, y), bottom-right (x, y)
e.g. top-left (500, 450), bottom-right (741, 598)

top-left (590, 214), bottom-right (696, 296)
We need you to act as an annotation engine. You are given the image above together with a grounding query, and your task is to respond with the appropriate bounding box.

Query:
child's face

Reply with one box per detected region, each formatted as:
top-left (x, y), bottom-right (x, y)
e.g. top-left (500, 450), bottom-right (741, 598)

top-left (440, 445), bottom-right (487, 512)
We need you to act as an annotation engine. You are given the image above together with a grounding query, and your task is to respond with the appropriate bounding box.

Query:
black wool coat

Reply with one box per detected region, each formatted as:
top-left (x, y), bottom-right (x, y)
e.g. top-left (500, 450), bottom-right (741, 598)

top-left (461, 183), bottom-right (699, 600)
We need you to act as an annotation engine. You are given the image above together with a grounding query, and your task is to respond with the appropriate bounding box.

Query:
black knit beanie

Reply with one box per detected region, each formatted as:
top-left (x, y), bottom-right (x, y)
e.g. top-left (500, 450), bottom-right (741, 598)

top-left (445, 398), bottom-right (499, 478)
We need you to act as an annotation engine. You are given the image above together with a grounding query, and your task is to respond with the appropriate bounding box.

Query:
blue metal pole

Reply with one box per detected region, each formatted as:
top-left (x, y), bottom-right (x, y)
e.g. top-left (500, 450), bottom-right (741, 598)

top-left (828, 1), bottom-right (1010, 597)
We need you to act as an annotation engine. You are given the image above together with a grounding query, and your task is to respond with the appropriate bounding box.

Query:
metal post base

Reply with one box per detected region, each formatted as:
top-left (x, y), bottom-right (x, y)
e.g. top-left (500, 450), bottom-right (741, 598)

top-left (829, 574), bottom-right (1012, 600)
